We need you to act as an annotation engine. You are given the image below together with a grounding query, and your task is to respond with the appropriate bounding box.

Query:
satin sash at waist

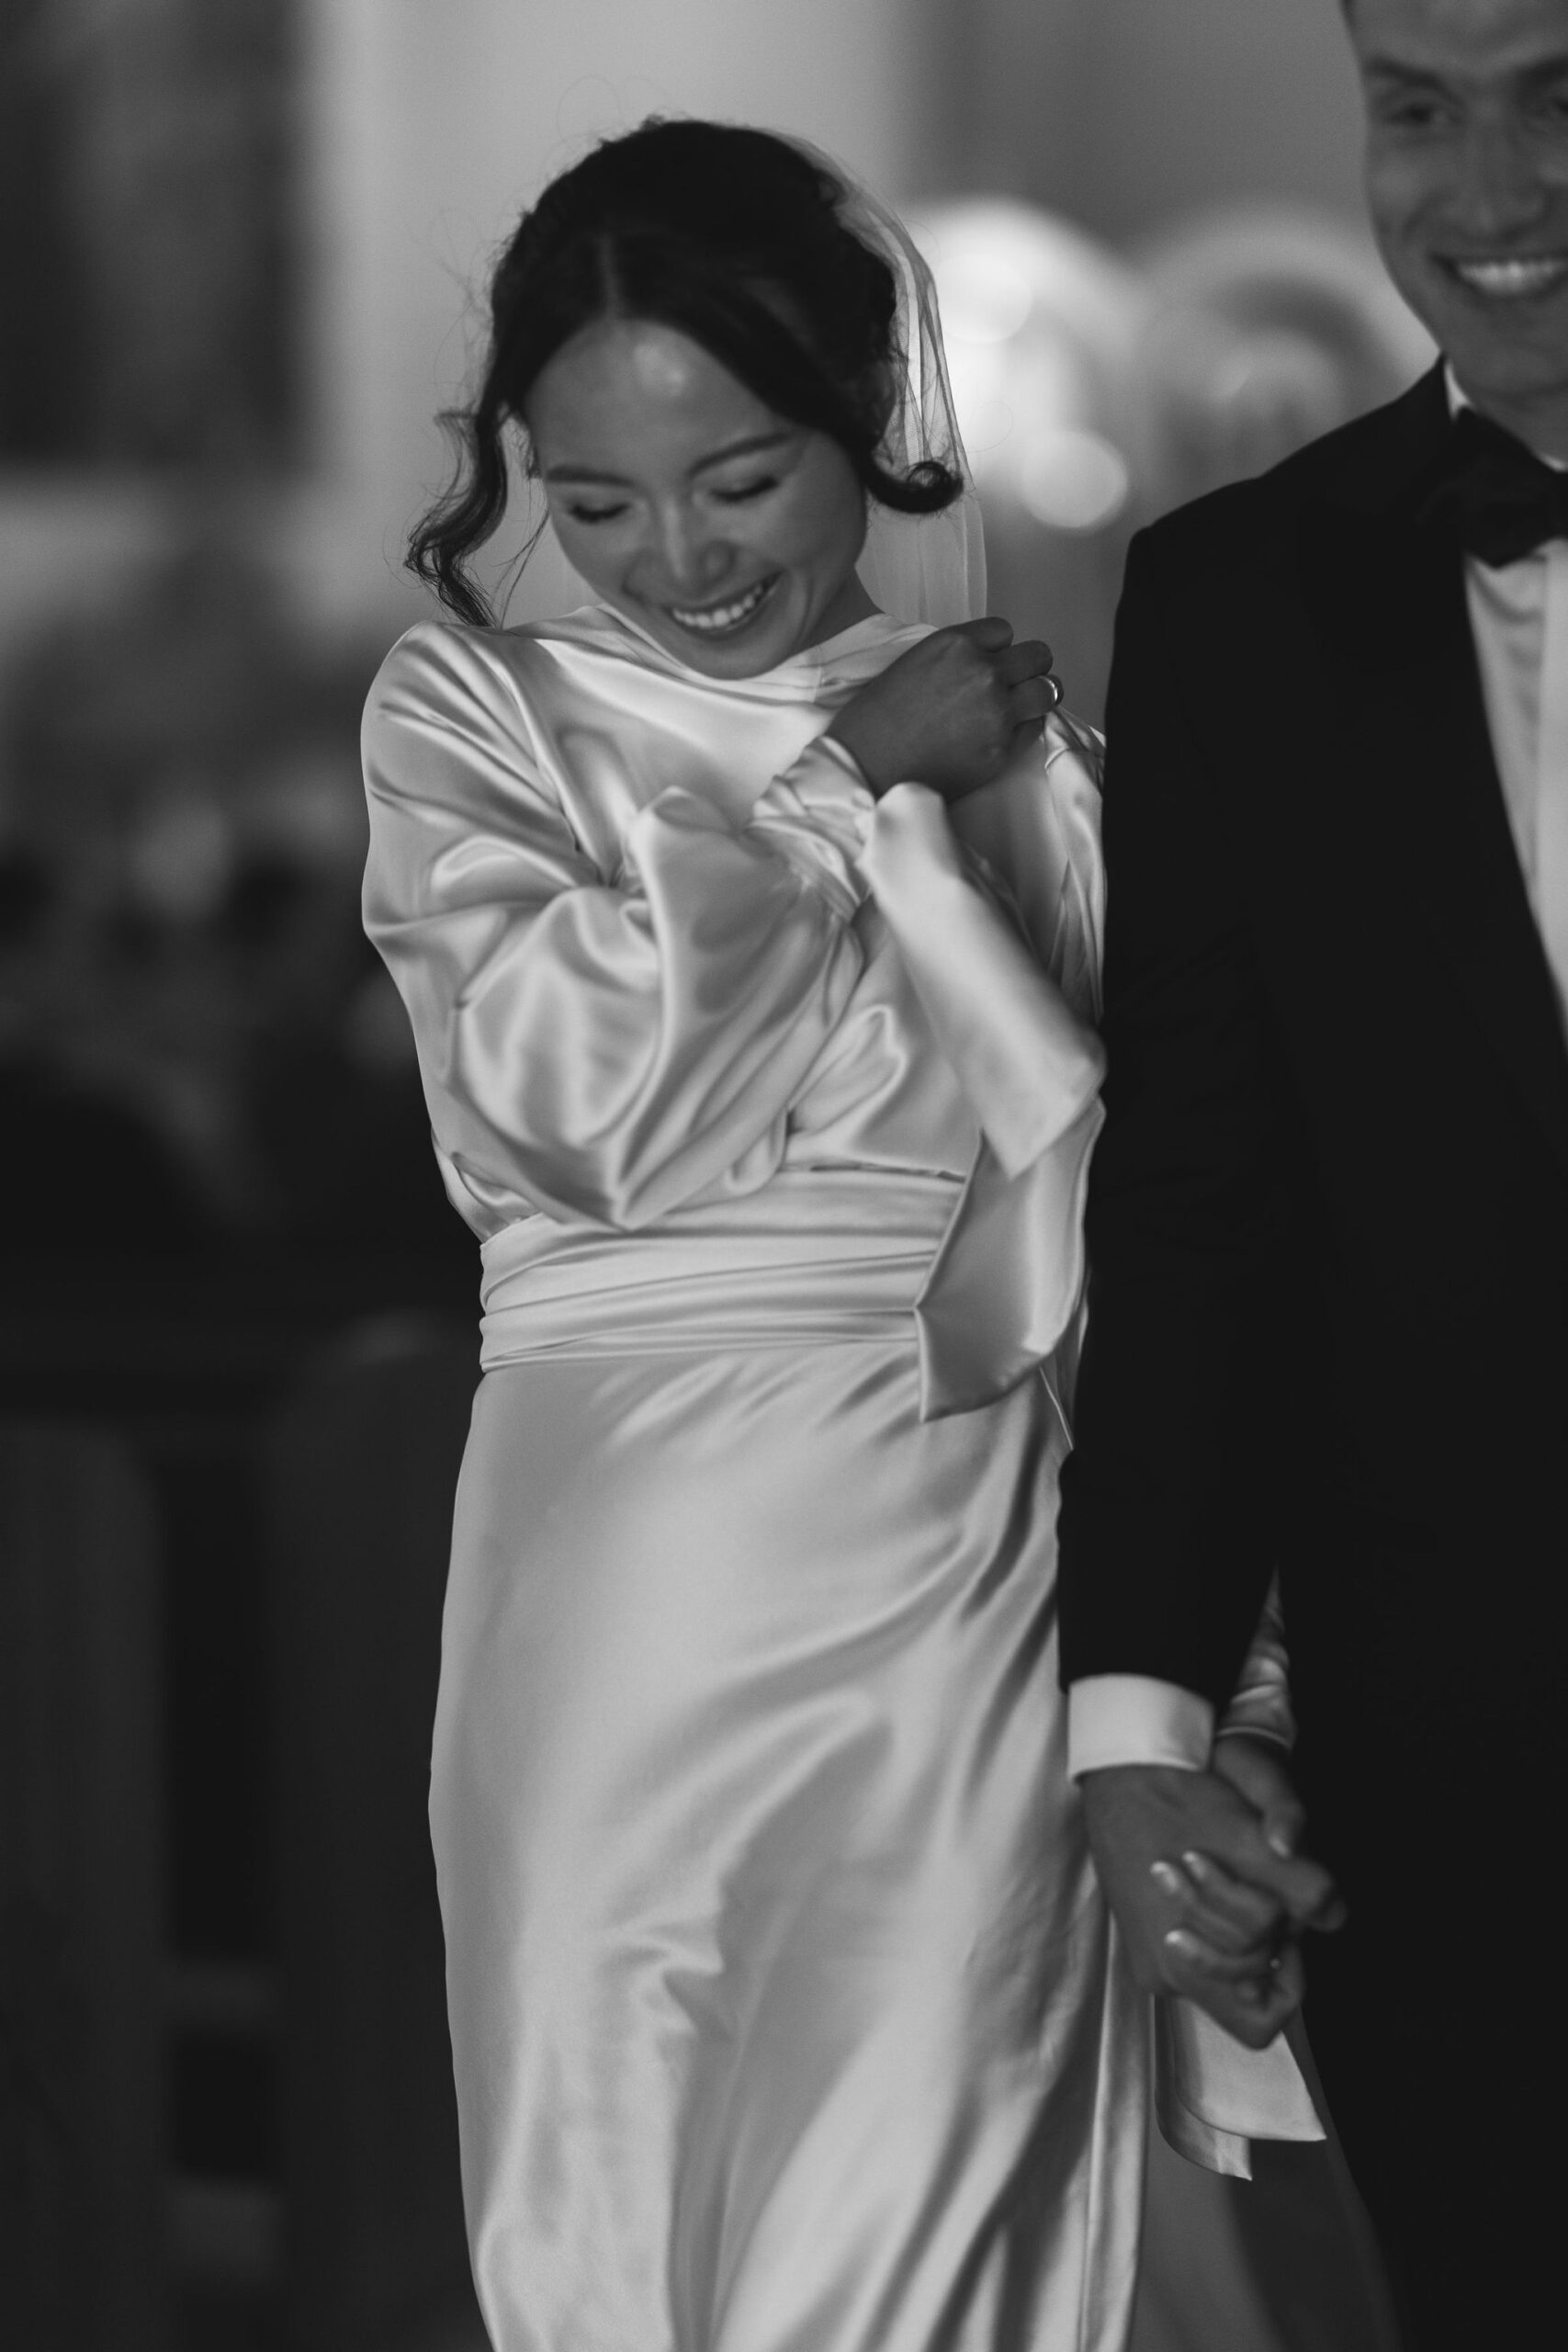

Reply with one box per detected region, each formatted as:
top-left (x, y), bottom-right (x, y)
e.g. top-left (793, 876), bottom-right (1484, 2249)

top-left (481, 1132), bottom-right (1098, 1422)
top-left (480, 1167), bottom-right (957, 1365)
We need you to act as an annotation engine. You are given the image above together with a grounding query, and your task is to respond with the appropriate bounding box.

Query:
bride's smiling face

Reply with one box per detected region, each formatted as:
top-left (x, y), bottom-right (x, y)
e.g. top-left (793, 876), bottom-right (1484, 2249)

top-left (525, 319), bottom-right (876, 677)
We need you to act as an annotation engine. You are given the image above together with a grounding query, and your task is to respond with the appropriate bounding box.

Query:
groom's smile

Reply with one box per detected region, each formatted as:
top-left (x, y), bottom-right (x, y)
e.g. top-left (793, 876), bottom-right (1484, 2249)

top-left (1351, 0), bottom-right (1568, 455)
top-left (1442, 250), bottom-right (1568, 300)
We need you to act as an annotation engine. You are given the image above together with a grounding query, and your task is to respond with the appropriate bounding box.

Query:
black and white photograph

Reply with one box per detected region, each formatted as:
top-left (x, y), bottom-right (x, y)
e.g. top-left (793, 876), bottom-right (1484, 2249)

top-left (1, 5), bottom-right (1561, 2348)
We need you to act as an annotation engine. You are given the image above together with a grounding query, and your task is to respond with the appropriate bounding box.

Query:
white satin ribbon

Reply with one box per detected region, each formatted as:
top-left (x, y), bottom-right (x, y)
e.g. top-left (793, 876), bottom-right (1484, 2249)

top-left (1155, 2001), bottom-right (1326, 2181)
top-left (861, 732), bottom-right (1109, 1417)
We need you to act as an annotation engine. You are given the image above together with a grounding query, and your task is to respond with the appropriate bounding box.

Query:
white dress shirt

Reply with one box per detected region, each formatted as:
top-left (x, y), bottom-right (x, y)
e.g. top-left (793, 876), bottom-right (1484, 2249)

top-left (1066, 368), bottom-right (1568, 1782)
top-left (1454, 394), bottom-right (1568, 1027)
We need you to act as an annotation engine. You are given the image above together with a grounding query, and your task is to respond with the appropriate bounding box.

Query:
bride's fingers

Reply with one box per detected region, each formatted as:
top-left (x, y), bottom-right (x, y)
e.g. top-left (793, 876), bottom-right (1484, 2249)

top-left (1163, 1925), bottom-right (1284, 1984)
top-left (1163, 1933), bottom-right (1303, 2047)
top-left (997, 638), bottom-right (1053, 685)
top-left (1165, 1904), bottom-right (1273, 1962)
top-left (953, 615), bottom-right (1015, 650)
top-left (1179, 1849), bottom-right (1284, 1941)
top-left (1149, 1856), bottom-right (1282, 1958)
top-left (1007, 674), bottom-right (1058, 725)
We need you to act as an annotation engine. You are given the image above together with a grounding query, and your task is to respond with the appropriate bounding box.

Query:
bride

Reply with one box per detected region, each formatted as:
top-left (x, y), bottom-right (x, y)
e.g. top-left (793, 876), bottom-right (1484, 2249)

top-left (362, 118), bottom-right (1275, 2352)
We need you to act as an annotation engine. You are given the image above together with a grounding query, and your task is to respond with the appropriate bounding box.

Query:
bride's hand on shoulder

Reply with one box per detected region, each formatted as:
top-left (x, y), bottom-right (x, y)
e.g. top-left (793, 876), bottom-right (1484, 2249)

top-left (826, 617), bottom-right (1059, 805)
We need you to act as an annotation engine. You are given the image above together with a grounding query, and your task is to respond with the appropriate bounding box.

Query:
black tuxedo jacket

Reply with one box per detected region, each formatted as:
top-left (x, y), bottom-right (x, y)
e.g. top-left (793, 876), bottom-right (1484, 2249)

top-left (1056, 365), bottom-right (1568, 1741)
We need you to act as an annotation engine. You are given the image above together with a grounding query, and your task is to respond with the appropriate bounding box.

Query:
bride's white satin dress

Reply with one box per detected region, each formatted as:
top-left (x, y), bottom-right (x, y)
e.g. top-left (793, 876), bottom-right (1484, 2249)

top-left (363, 605), bottom-right (1143, 2352)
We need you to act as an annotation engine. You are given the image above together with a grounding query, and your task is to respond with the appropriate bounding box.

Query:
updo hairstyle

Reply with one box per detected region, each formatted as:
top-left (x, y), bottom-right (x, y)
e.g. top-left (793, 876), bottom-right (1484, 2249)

top-left (408, 118), bottom-right (963, 626)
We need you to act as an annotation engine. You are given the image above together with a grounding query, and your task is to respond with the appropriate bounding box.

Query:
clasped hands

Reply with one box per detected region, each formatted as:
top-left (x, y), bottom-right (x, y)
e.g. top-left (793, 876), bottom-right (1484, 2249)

top-left (1080, 1736), bottom-right (1347, 2049)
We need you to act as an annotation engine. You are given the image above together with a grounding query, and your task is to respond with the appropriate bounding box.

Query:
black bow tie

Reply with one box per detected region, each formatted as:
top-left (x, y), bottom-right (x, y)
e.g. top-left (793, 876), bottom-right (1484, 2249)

top-left (1417, 407), bottom-right (1568, 569)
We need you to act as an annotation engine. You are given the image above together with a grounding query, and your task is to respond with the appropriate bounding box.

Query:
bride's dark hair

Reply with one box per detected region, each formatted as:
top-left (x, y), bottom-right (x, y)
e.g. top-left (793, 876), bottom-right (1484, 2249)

top-left (408, 118), bottom-right (963, 626)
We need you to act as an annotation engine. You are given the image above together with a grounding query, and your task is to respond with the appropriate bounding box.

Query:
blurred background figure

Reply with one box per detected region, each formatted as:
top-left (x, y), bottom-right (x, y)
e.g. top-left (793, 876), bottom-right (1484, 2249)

top-left (908, 198), bottom-right (1434, 727)
top-left (1134, 206), bottom-right (1437, 512)
top-left (909, 199), bottom-right (1148, 722)
top-left (0, 525), bottom-right (457, 1256)
top-left (0, 5), bottom-right (1429, 2349)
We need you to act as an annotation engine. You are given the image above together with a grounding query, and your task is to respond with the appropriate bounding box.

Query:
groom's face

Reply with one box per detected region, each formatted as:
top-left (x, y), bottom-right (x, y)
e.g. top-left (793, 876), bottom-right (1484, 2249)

top-left (1350, 0), bottom-right (1568, 448)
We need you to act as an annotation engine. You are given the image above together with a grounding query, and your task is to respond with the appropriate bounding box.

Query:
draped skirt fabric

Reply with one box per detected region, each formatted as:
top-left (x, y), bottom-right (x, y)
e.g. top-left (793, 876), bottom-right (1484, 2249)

top-left (431, 1336), bottom-right (1145, 2352)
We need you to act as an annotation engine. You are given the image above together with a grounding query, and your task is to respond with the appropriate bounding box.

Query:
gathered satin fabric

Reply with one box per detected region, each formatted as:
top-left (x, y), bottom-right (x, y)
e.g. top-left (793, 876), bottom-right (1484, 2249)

top-left (364, 605), bottom-right (1143, 2352)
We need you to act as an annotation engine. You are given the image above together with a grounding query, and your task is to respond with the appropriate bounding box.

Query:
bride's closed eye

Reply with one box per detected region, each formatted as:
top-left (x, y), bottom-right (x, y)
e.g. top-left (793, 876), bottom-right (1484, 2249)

top-left (563, 479), bottom-right (778, 525)
top-left (711, 475), bottom-right (780, 505)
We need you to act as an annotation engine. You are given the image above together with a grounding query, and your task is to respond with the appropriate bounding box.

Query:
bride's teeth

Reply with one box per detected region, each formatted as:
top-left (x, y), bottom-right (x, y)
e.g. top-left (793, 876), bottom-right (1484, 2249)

top-left (670, 580), bottom-right (772, 632)
top-left (1450, 254), bottom-right (1568, 299)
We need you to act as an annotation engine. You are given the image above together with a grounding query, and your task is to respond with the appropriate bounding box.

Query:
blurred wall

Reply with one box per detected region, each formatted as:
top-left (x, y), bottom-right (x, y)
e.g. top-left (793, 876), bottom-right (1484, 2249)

top-left (932, 0), bottom-right (1365, 240)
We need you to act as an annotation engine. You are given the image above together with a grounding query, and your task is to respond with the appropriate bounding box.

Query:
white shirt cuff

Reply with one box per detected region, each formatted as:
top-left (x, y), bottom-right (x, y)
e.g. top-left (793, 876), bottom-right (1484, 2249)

top-left (1066, 1675), bottom-right (1214, 1779)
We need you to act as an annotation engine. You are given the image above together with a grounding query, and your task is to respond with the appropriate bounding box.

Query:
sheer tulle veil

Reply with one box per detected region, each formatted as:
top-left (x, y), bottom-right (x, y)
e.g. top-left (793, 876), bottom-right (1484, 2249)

top-left (791, 141), bottom-right (987, 631)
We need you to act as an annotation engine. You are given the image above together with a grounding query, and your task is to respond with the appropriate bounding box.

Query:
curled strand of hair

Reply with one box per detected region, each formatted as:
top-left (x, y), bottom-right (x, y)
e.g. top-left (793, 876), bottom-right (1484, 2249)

top-left (867, 455), bottom-right (964, 516)
top-left (406, 398), bottom-right (512, 628)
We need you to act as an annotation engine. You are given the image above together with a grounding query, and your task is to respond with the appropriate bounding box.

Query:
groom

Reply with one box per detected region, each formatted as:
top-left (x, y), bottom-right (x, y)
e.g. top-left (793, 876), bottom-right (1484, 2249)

top-left (1059, 0), bottom-right (1568, 2338)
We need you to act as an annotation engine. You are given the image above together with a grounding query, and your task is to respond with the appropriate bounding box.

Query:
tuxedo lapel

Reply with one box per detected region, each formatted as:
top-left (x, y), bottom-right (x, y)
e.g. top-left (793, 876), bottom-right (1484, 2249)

top-left (1297, 369), bottom-right (1568, 1176)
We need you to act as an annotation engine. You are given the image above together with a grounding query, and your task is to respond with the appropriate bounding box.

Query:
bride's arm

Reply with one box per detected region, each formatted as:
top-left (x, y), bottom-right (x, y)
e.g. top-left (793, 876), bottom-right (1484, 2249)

top-left (854, 714), bottom-right (1109, 1176)
top-left (1213, 1575), bottom-right (1295, 1753)
top-left (362, 622), bottom-right (873, 1232)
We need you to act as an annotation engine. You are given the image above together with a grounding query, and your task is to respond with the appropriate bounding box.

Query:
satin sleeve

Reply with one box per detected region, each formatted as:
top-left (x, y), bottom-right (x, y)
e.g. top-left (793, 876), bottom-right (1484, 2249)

top-left (361, 622), bottom-right (872, 1233)
top-left (863, 717), bottom-right (1111, 1417)
top-left (1213, 1574), bottom-right (1295, 1750)
top-left (863, 725), bottom-right (1106, 1175)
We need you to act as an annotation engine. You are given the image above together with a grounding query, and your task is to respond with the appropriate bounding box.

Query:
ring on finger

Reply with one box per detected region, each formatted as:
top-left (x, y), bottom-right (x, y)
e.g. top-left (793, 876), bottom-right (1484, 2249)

top-left (1043, 674), bottom-right (1064, 710)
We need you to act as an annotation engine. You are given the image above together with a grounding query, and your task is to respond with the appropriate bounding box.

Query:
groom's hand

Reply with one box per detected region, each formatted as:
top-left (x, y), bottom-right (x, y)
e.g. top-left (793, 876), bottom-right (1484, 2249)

top-left (1210, 1731), bottom-right (1316, 1862)
top-left (1079, 1760), bottom-right (1344, 2049)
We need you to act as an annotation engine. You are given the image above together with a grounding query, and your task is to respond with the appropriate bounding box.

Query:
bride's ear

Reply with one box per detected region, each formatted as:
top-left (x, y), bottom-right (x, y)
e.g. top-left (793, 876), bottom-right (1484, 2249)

top-left (512, 414), bottom-right (541, 481)
top-left (863, 359), bottom-right (899, 446)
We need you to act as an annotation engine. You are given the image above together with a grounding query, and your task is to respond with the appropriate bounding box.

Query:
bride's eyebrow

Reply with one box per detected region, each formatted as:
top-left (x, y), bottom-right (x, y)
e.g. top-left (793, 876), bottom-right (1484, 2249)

top-left (544, 430), bottom-right (797, 490)
top-left (690, 429), bottom-right (796, 475)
